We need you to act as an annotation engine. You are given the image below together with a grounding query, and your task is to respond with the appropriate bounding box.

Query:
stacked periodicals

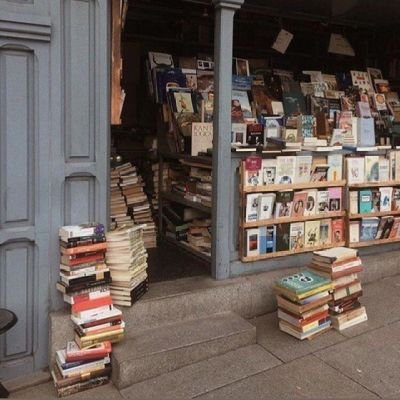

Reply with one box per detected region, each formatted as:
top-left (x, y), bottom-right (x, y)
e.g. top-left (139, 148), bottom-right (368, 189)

top-left (106, 226), bottom-right (149, 307)
top-left (274, 270), bottom-right (333, 340)
top-left (309, 247), bottom-right (368, 331)
top-left (52, 223), bottom-right (125, 397)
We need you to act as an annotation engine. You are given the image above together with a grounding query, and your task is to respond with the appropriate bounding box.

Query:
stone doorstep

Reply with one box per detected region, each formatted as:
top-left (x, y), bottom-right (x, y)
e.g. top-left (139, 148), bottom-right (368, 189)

top-left (3, 369), bottom-right (52, 393)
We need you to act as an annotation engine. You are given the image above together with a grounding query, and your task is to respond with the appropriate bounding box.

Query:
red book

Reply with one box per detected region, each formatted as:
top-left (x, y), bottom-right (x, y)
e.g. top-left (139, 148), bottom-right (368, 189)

top-left (65, 341), bottom-right (112, 362)
top-left (60, 253), bottom-right (105, 266)
top-left (71, 295), bottom-right (113, 313)
top-left (61, 242), bottom-right (107, 256)
top-left (331, 218), bottom-right (344, 243)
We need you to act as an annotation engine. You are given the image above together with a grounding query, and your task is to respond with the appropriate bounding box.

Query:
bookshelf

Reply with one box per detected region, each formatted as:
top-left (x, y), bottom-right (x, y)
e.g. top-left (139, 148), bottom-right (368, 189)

top-left (161, 191), bottom-right (211, 214)
top-left (239, 160), bottom-right (347, 262)
top-left (348, 237), bottom-right (400, 248)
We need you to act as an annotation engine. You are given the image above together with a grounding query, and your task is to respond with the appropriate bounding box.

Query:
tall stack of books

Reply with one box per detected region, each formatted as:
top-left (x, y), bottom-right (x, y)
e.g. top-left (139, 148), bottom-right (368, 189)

top-left (110, 165), bottom-right (134, 227)
top-left (52, 223), bottom-right (125, 397)
top-left (308, 247), bottom-right (368, 331)
top-left (106, 226), bottom-right (149, 306)
top-left (274, 270), bottom-right (333, 340)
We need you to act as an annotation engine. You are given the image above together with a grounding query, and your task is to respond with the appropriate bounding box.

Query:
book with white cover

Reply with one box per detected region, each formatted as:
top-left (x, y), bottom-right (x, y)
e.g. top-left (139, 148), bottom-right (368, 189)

top-left (295, 155), bottom-right (312, 183)
top-left (303, 189), bottom-right (318, 216)
top-left (379, 157), bottom-right (390, 182)
top-left (327, 154), bottom-right (343, 181)
top-left (261, 159), bottom-right (277, 185)
top-left (379, 187), bottom-right (393, 212)
top-left (246, 228), bottom-right (260, 257)
top-left (349, 191), bottom-right (359, 214)
top-left (346, 158), bottom-right (365, 184)
top-left (276, 156), bottom-right (296, 185)
top-left (245, 194), bottom-right (260, 222)
top-left (258, 194), bottom-right (276, 220)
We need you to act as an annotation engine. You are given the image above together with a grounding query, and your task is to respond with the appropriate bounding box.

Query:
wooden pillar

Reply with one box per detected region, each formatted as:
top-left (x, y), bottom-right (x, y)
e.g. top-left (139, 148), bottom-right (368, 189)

top-left (211, 0), bottom-right (243, 279)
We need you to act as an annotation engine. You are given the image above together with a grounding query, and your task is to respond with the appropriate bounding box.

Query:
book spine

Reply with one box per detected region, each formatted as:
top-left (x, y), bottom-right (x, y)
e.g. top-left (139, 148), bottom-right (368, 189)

top-left (61, 242), bottom-right (107, 255)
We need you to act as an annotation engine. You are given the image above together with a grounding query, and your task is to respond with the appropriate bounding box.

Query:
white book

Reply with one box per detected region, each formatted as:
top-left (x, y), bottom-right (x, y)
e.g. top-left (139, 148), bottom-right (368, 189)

top-left (327, 154), bottom-right (343, 181)
top-left (349, 221), bottom-right (360, 243)
top-left (349, 191), bottom-right (359, 214)
top-left (258, 194), bottom-right (276, 220)
top-left (316, 191), bottom-right (329, 213)
top-left (276, 156), bottom-right (296, 184)
top-left (295, 155), bottom-right (312, 183)
top-left (379, 157), bottom-right (390, 182)
top-left (244, 168), bottom-right (261, 187)
top-left (379, 187), bottom-right (393, 212)
top-left (246, 228), bottom-right (260, 257)
top-left (364, 155), bottom-right (379, 182)
top-left (231, 123), bottom-right (247, 145)
top-left (289, 222), bottom-right (305, 251)
top-left (245, 194), bottom-right (260, 222)
top-left (261, 159), bottom-right (277, 185)
top-left (346, 157), bottom-right (365, 184)
top-left (303, 189), bottom-right (318, 216)
top-left (395, 151), bottom-right (400, 181)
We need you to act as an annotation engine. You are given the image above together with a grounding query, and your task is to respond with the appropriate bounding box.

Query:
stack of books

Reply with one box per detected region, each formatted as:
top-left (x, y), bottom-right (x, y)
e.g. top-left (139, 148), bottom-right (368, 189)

top-left (308, 247), bottom-right (368, 331)
top-left (186, 218), bottom-right (212, 256)
top-left (274, 270), bottom-right (333, 340)
top-left (106, 226), bottom-right (149, 306)
top-left (110, 165), bottom-right (134, 227)
top-left (52, 223), bottom-right (125, 397)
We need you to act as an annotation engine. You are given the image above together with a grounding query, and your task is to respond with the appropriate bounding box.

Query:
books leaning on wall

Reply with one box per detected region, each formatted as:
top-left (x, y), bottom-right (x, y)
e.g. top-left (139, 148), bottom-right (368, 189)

top-left (105, 226), bottom-right (149, 307)
top-left (274, 270), bottom-right (333, 340)
top-left (52, 223), bottom-right (125, 397)
top-left (308, 247), bottom-right (367, 331)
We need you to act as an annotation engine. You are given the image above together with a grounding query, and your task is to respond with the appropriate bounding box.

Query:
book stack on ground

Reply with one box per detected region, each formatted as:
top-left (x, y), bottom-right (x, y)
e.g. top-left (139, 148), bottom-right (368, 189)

top-left (308, 247), bottom-right (368, 331)
top-left (52, 223), bottom-right (125, 397)
top-left (106, 226), bottom-right (149, 306)
top-left (274, 270), bottom-right (333, 340)
top-left (110, 164), bottom-right (134, 227)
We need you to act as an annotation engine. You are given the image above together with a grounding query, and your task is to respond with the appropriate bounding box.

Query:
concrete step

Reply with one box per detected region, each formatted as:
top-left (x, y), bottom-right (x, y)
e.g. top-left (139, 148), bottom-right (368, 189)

top-left (111, 312), bottom-right (256, 389)
top-left (119, 344), bottom-right (281, 400)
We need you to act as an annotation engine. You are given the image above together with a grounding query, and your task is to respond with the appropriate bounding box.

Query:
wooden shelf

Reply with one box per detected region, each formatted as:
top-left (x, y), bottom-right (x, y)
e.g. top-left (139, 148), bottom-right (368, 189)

top-left (161, 191), bottom-right (211, 214)
top-left (243, 180), bottom-right (346, 193)
top-left (160, 235), bottom-right (211, 263)
top-left (348, 181), bottom-right (400, 188)
top-left (242, 241), bottom-right (346, 262)
top-left (349, 210), bottom-right (400, 219)
top-left (160, 152), bottom-right (212, 167)
top-left (242, 211), bottom-right (346, 228)
top-left (348, 237), bottom-right (400, 248)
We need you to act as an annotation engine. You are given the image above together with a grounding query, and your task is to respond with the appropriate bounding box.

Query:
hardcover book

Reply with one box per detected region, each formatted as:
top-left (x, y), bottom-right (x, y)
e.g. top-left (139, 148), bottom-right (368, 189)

top-left (379, 157), bottom-right (390, 182)
top-left (191, 123), bottom-right (213, 156)
top-left (304, 220), bottom-right (320, 248)
top-left (274, 270), bottom-right (331, 295)
top-left (350, 70), bottom-right (373, 93)
top-left (246, 124), bottom-right (264, 146)
top-left (289, 222), bottom-right (305, 250)
top-left (371, 189), bottom-right (381, 212)
top-left (231, 123), bottom-right (247, 145)
top-left (262, 116), bottom-right (283, 139)
top-left (292, 191), bottom-right (307, 217)
top-left (244, 168), bottom-right (261, 187)
top-left (389, 217), bottom-right (400, 239)
top-left (392, 188), bottom-right (400, 211)
top-left (328, 187), bottom-right (342, 211)
top-left (376, 216), bottom-right (394, 239)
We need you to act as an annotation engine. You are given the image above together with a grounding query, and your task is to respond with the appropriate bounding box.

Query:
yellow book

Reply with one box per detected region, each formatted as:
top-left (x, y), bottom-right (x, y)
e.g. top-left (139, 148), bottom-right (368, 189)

top-left (274, 282), bottom-right (333, 302)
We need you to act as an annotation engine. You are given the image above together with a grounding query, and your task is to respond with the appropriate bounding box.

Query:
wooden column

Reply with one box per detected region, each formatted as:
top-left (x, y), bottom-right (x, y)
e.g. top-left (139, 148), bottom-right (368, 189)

top-left (211, 0), bottom-right (244, 279)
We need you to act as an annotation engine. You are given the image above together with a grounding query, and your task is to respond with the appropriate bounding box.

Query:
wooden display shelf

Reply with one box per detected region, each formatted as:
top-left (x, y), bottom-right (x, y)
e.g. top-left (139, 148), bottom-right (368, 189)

top-left (348, 210), bottom-right (400, 219)
top-left (161, 191), bottom-right (211, 214)
top-left (160, 152), bottom-right (212, 166)
top-left (242, 211), bottom-right (346, 228)
top-left (348, 180), bottom-right (400, 188)
top-left (348, 237), bottom-right (400, 248)
top-left (243, 180), bottom-right (346, 193)
top-left (161, 235), bottom-right (211, 262)
top-left (242, 241), bottom-right (346, 262)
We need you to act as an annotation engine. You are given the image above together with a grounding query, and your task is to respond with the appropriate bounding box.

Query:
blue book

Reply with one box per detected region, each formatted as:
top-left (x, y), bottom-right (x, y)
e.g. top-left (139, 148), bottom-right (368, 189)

top-left (259, 227), bottom-right (267, 255)
top-left (359, 190), bottom-right (373, 213)
top-left (266, 225), bottom-right (276, 253)
top-left (360, 218), bottom-right (380, 241)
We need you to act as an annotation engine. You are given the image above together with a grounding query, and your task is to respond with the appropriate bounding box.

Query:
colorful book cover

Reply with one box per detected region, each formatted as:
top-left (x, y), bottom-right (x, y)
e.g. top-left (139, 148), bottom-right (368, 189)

top-left (328, 187), bottom-right (342, 211)
top-left (317, 191), bottom-right (330, 213)
top-left (274, 270), bottom-right (331, 294)
top-left (360, 218), bottom-right (379, 241)
top-left (376, 216), bottom-right (394, 239)
top-left (365, 156), bottom-right (380, 182)
top-left (244, 168), bottom-right (261, 187)
top-left (310, 165), bottom-right (329, 182)
top-left (289, 222), bottom-right (305, 250)
top-left (266, 225), bottom-right (276, 253)
top-left (276, 223), bottom-right (290, 252)
top-left (379, 187), bottom-right (393, 212)
top-left (359, 190), bottom-right (373, 214)
top-left (246, 228), bottom-right (260, 256)
top-left (276, 156), bottom-right (296, 184)
top-left (392, 188), bottom-right (400, 211)
top-left (292, 191), bottom-right (307, 217)
top-left (327, 154), bottom-right (343, 182)
top-left (246, 124), bottom-right (264, 146)
top-left (332, 219), bottom-right (344, 243)
top-left (319, 219), bottom-right (332, 245)
top-left (304, 220), bottom-right (320, 248)
top-left (275, 190), bottom-right (294, 218)
top-left (371, 189), bottom-right (381, 212)
top-left (303, 189), bottom-right (318, 216)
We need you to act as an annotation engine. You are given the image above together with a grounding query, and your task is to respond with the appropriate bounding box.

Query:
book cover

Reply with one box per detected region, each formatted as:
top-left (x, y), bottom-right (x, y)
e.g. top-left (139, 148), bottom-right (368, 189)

top-left (310, 165), bottom-right (329, 182)
top-left (389, 217), bottom-right (400, 239)
top-left (259, 227), bottom-right (267, 255)
top-left (327, 154), bottom-right (343, 182)
top-left (356, 101), bottom-right (372, 118)
top-left (346, 157), bottom-right (365, 184)
top-left (261, 158), bottom-right (277, 185)
top-left (349, 221), bottom-right (360, 243)
top-left (376, 216), bottom-right (394, 239)
top-left (245, 194), bottom-right (259, 222)
top-left (292, 191), bottom-right (307, 217)
top-left (350, 70), bottom-right (373, 93)
top-left (246, 228), bottom-right (260, 257)
top-left (294, 155), bottom-right (312, 183)
top-left (379, 187), bottom-right (393, 212)
top-left (276, 223), bottom-right (290, 252)
top-left (373, 93), bottom-right (387, 111)
top-left (258, 194), bottom-right (276, 220)
top-left (371, 189), bottom-right (381, 212)
top-left (289, 222), bottom-right (305, 250)
top-left (359, 189), bottom-right (373, 214)
top-left (357, 117), bottom-right (375, 147)
top-left (275, 190), bottom-right (294, 218)
top-left (331, 219), bottom-right (345, 243)
top-left (317, 191), bottom-right (330, 213)
top-left (191, 123), bottom-right (213, 156)
top-left (244, 168), bottom-right (261, 187)
top-left (232, 89), bottom-right (252, 119)
top-left (304, 220), bottom-right (320, 248)
top-left (379, 157), bottom-right (390, 182)
top-left (281, 81), bottom-right (306, 117)
top-left (328, 187), bottom-right (342, 211)
top-left (392, 188), bottom-right (400, 211)
top-left (349, 191), bottom-right (359, 214)
top-left (303, 189), bottom-right (318, 216)
top-left (275, 270), bottom-right (331, 294)
top-left (262, 116), bottom-right (283, 139)
top-left (246, 123), bottom-right (264, 146)
top-left (297, 115), bottom-right (316, 139)
top-left (266, 225), bottom-right (276, 253)
top-left (365, 155), bottom-right (380, 182)
top-left (276, 156), bottom-right (296, 184)
top-left (319, 219), bottom-right (331, 245)
top-left (231, 123), bottom-right (247, 145)
top-left (360, 217), bottom-right (379, 241)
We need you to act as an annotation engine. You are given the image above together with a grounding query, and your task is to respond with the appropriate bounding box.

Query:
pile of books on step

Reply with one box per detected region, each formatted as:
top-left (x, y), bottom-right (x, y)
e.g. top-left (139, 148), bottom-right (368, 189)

top-left (309, 247), bottom-right (368, 331)
top-left (274, 269), bottom-right (333, 340)
top-left (106, 226), bottom-right (149, 306)
top-left (52, 223), bottom-right (125, 397)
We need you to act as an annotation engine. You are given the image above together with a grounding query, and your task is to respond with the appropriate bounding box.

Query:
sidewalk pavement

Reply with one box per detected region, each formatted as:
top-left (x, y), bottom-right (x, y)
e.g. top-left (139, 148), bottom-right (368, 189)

top-left (9, 274), bottom-right (400, 399)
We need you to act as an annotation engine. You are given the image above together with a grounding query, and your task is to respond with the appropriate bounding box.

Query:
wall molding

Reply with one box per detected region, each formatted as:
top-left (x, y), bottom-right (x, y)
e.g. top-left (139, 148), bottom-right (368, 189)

top-left (0, 11), bottom-right (51, 42)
